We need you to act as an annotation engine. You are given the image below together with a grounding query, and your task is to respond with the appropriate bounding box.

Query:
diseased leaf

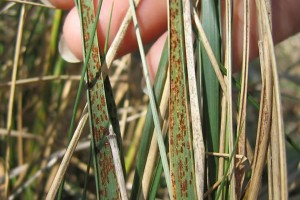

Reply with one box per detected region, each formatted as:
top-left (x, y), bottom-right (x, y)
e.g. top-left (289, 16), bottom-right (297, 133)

top-left (77, 0), bottom-right (124, 198)
top-left (169, 0), bottom-right (197, 198)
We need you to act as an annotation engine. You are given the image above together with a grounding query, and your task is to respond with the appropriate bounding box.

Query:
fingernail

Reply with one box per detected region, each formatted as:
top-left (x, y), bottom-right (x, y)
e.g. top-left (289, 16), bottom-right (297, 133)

top-left (59, 35), bottom-right (81, 63)
top-left (40, 0), bottom-right (53, 6)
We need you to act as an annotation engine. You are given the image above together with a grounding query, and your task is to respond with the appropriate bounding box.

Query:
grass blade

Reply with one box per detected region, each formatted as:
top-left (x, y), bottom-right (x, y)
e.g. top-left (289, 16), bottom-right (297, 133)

top-left (182, 0), bottom-right (205, 198)
top-left (169, 0), bottom-right (196, 198)
top-left (245, 1), bottom-right (273, 198)
top-left (235, 0), bottom-right (250, 198)
top-left (5, 4), bottom-right (26, 198)
top-left (129, 0), bottom-right (171, 196)
top-left (200, 0), bottom-right (222, 188)
top-left (107, 126), bottom-right (128, 200)
top-left (77, 0), bottom-right (124, 198)
top-left (224, 0), bottom-right (236, 199)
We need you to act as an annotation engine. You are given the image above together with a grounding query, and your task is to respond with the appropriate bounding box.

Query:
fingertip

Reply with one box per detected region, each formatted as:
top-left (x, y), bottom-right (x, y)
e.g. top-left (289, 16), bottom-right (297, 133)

top-left (59, 34), bottom-right (81, 63)
top-left (102, 0), bottom-right (167, 57)
top-left (61, 0), bottom-right (168, 65)
top-left (63, 8), bottom-right (84, 60)
top-left (48, 0), bottom-right (75, 10)
top-left (146, 33), bottom-right (168, 82)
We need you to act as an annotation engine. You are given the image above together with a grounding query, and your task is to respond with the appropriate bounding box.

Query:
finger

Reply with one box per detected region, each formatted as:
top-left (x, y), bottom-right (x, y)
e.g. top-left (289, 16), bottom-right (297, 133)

top-left (48, 0), bottom-right (74, 10)
top-left (63, 0), bottom-right (167, 60)
top-left (231, 0), bottom-right (300, 71)
top-left (146, 32), bottom-right (168, 82)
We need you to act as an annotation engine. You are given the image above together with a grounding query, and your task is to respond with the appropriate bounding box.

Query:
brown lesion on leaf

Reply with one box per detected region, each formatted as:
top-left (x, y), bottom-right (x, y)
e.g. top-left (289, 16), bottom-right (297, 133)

top-left (99, 151), bottom-right (117, 188)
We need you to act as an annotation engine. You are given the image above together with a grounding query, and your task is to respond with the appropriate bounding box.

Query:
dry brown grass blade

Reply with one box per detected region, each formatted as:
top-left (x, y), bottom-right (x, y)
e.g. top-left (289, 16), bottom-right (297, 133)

top-left (261, 1), bottom-right (288, 198)
top-left (235, 0), bottom-right (250, 198)
top-left (245, 0), bottom-right (287, 199)
top-left (0, 129), bottom-right (42, 141)
top-left (245, 38), bottom-right (273, 200)
top-left (268, 98), bottom-right (280, 200)
top-left (4, 4), bottom-right (26, 199)
top-left (17, 88), bottom-right (23, 167)
top-left (5, 0), bottom-right (54, 9)
top-left (0, 75), bottom-right (124, 88)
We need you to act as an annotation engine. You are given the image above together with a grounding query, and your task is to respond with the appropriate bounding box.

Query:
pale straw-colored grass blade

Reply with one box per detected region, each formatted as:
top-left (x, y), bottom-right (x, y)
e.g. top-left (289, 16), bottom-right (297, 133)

top-left (107, 126), bottom-right (128, 200)
top-left (235, 0), bottom-right (250, 198)
top-left (5, 0), bottom-right (54, 9)
top-left (245, 0), bottom-right (288, 199)
top-left (182, 0), bottom-right (205, 198)
top-left (4, 3), bottom-right (26, 198)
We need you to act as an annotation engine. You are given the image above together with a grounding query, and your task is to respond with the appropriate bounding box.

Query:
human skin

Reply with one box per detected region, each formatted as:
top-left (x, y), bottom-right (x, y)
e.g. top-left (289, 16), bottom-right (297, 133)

top-left (49, 0), bottom-right (300, 79)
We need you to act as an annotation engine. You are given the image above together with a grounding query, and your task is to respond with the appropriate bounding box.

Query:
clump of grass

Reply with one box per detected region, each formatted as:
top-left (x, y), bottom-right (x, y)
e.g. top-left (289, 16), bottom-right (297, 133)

top-left (0, 0), bottom-right (300, 199)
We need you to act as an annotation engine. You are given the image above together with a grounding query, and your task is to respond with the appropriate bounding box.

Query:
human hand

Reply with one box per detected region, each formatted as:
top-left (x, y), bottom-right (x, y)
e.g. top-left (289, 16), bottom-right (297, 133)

top-left (48, 0), bottom-right (300, 80)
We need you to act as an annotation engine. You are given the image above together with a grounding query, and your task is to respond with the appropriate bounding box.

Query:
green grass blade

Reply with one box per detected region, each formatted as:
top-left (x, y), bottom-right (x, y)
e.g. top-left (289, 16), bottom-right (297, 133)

top-left (169, 0), bottom-right (197, 198)
top-left (148, 133), bottom-right (169, 200)
top-left (201, 0), bottom-right (222, 188)
top-left (148, 159), bottom-right (163, 200)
